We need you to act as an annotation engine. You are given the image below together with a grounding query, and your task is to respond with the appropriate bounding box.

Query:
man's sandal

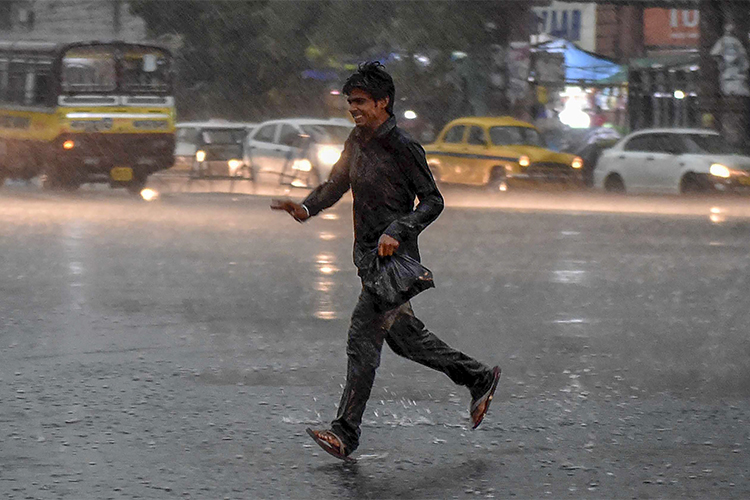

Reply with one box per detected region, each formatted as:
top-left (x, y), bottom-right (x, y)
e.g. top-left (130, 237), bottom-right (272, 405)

top-left (306, 428), bottom-right (355, 462)
top-left (470, 366), bottom-right (501, 429)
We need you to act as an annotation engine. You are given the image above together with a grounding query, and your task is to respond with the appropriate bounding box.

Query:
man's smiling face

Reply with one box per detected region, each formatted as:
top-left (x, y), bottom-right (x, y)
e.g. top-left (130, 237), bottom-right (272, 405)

top-left (347, 88), bottom-right (390, 131)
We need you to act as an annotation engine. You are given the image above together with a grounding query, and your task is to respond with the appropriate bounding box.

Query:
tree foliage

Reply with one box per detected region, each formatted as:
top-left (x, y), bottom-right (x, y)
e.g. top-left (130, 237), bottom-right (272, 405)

top-left (130, 0), bottom-right (529, 123)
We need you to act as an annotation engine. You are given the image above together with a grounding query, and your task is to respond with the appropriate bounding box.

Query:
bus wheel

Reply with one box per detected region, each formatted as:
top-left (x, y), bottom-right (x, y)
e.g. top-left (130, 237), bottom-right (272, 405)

top-left (42, 170), bottom-right (79, 191)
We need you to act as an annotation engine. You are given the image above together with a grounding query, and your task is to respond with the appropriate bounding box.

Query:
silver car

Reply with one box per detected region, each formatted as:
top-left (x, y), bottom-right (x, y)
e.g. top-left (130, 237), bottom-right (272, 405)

top-left (244, 118), bottom-right (353, 188)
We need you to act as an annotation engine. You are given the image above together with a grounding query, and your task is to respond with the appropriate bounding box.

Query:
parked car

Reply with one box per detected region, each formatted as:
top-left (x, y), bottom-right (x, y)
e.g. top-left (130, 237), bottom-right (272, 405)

top-left (244, 118), bottom-right (353, 188)
top-left (174, 121), bottom-right (256, 177)
top-left (425, 116), bottom-right (584, 191)
top-left (593, 128), bottom-right (750, 194)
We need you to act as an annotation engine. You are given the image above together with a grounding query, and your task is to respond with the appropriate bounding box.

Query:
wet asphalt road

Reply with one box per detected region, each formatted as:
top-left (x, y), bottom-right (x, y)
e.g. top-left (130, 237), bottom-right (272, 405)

top-left (1, 178), bottom-right (750, 499)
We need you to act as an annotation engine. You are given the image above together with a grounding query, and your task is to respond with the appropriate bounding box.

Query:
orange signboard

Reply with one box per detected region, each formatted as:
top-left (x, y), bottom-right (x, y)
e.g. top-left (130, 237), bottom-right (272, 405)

top-left (644, 8), bottom-right (700, 47)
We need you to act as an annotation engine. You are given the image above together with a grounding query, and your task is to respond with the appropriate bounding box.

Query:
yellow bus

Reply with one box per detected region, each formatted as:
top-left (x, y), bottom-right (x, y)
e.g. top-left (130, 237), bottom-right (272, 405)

top-left (0, 41), bottom-right (175, 192)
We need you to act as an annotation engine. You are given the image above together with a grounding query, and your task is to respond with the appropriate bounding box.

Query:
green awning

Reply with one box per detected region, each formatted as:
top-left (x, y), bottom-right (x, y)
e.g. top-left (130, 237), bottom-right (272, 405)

top-left (629, 53), bottom-right (700, 71)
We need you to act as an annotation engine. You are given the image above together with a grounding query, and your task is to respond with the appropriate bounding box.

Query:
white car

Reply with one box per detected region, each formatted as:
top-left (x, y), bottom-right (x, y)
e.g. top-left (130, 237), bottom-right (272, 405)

top-left (594, 128), bottom-right (750, 194)
top-left (244, 118), bottom-right (353, 188)
top-left (174, 120), bottom-right (256, 177)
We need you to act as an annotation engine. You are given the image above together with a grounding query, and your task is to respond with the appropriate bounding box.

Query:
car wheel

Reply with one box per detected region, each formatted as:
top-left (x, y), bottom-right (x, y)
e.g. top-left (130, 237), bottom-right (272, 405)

top-left (679, 173), bottom-right (712, 195)
top-left (238, 165), bottom-right (254, 180)
top-left (487, 167), bottom-right (508, 192)
top-left (126, 176), bottom-right (147, 195)
top-left (604, 173), bottom-right (625, 193)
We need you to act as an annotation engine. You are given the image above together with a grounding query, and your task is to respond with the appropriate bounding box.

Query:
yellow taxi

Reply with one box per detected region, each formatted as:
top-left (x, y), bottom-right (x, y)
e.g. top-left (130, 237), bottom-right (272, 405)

top-left (424, 117), bottom-right (583, 190)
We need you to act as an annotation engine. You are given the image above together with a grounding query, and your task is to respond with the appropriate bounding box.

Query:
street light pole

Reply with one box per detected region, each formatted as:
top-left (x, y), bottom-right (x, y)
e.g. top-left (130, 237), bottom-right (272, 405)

top-left (699, 0), bottom-right (750, 148)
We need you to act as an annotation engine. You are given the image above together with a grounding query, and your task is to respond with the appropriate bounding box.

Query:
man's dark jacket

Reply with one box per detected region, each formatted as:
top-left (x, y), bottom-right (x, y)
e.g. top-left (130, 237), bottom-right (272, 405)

top-left (302, 116), bottom-right (444, 276)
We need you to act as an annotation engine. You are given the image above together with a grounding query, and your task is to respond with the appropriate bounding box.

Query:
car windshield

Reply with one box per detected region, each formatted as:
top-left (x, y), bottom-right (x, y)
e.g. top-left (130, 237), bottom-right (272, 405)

top-left (120, 48), bottom-right (171, 93)
top-left (62, 46), bottom-right (117, 93)
top-left (61, 46), bottom-right (171, 94)
top-left (201, 129), bottom-right (246, 144)
top-left (682, 134), bottom-right (741, 154)
top-left (489, 126), bottom-right (546, 147)
top-left (299, 124), bottom-right (352, 144)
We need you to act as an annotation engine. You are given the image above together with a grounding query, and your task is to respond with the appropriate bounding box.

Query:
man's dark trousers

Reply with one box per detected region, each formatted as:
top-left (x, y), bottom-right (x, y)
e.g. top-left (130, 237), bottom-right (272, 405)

top-left (331, 286), bottom-right (494, 453)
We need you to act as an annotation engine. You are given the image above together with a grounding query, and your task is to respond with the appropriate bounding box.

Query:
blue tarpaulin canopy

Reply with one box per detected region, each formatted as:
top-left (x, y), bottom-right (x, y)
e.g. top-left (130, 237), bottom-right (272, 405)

top-left (536, 39), bottom-right (626, 85)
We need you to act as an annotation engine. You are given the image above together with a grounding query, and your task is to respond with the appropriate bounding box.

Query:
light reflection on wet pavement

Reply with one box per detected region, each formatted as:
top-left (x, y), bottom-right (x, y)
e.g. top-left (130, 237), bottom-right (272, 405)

top-left (1, 181), bottom-right (749, 498)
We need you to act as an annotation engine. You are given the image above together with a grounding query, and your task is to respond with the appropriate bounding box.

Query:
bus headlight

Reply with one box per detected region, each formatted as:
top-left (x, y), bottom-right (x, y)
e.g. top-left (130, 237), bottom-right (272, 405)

top-left (228, 159), bottom-right (242, 171)
top-left (292, 158), bottom-right (312, 172)
top-left (710, 163), bottom-right (731, 178)
top-left (518, 155), bottom-right (530, 167)
top-left (317, 146), bottom-right (342, 166)
top-left (571, 156), bottom-right (584, 169)
top-left (63, 140), bottom-right (75, 150)
top-left (195, 150), bottom-right (206, 162)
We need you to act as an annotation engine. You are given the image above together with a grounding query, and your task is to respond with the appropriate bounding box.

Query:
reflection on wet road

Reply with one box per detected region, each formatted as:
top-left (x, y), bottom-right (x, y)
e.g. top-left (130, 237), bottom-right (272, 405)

top-left (2, 184), bottom-right (750, 498)
top-left (314, 252), bottom-right (339, 320)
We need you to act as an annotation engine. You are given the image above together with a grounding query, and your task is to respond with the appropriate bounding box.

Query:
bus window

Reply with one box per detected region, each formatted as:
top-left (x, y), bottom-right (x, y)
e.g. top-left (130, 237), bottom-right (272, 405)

top-left (7, 62), bottom-right (26, 104)
top-left (121, 48), bottom-right (170, 93)
top-left (24, 72), bottom-right (35, 105)
top-left (33, 73), bottom-right (51, 106)
top-left (0, 59), bottom-right (7, 101)
top-left (62, 46), bottom-right (116, 93)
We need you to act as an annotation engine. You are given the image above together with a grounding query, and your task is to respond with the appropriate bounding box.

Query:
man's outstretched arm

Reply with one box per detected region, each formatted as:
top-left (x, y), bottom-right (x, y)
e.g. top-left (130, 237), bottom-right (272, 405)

top-left (270, 199), bottom-right (310, 223)
top-left (271, 138), bottom-right (352, 222)
top-left (301, 139), bottom-right (352, 217)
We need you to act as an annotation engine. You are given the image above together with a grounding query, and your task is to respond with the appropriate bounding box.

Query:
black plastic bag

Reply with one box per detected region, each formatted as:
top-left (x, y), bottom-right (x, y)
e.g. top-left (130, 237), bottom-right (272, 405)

top-left (363, 252), bottom-right (435, 310)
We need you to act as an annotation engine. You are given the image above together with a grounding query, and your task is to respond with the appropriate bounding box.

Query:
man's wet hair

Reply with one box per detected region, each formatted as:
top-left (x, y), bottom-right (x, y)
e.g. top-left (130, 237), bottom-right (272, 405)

top-left (342, 61), bottom-right (395, 116)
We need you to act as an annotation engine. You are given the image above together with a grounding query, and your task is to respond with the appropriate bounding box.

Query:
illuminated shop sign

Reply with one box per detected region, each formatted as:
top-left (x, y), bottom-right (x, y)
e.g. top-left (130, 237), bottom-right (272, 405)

top-left (644, 9), bottom-right (700, 46)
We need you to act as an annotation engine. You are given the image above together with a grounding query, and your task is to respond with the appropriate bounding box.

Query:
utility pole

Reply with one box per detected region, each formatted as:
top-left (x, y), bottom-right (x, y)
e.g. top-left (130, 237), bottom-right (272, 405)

top-left (113, 0), bottom-right (122, 36)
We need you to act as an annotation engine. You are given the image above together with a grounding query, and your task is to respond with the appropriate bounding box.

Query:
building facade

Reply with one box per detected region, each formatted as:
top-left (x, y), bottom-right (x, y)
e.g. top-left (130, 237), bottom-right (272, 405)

top-left (0, 0), bottom-right (147, 43)
top-left (533, 1), bottom-right (599, 53)
top-left (595, 4), bottom-right (644, 61)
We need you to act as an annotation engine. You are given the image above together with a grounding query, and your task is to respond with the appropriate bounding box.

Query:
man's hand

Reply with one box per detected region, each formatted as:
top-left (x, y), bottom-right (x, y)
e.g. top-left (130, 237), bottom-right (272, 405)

top-left (270, 198), bottom-right (309, 223)
top-left (378, 234), bottom-right (400, 257)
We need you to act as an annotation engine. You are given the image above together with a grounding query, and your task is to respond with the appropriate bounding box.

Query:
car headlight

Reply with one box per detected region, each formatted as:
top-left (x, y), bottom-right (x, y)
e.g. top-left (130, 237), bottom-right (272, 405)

top-left (228, 159), bottom-right (242, 170)
top-left (195, 150), bottom-right (206, 162)
top-left (571, 156), bottom-right (583, 169)
top-left (292, 158), bottom-right (312, 172)
top-left (317, 145), bottom-right (342, 166)
top-left (518, 155), bottom-right (530, 167)
top-left (709, 163), bottom-right (731, 178)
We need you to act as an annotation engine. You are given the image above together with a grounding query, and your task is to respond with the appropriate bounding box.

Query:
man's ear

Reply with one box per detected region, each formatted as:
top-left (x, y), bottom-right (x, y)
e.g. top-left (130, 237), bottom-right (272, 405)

top-left (377, 96), bottom-right (390, 111)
